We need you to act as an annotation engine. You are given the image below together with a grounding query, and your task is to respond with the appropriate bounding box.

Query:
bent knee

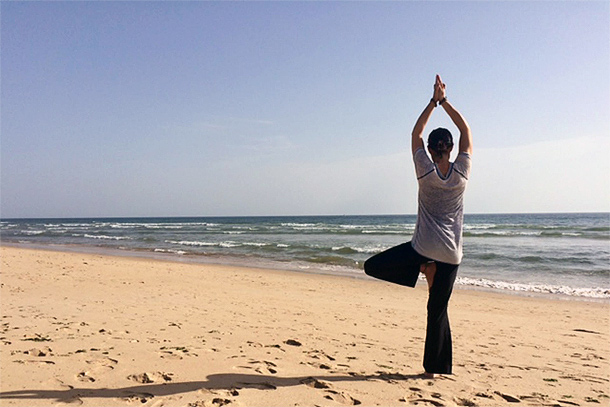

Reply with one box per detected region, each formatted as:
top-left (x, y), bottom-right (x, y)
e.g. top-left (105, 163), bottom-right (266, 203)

top-left (363, 258), bottom-right (372, 275)
top-left (363, 257), bottom-right (377, 276)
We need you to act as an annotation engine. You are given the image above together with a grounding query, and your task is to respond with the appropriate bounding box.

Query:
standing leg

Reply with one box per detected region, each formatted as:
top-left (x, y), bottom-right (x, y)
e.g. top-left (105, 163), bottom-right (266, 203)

top-left (423, 262), bottom-right (459, 374)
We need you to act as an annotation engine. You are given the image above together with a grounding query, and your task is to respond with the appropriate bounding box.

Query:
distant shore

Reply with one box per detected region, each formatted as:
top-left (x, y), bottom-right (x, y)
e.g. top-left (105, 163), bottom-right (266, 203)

top-left (1, 246), bottom-right (609, 406)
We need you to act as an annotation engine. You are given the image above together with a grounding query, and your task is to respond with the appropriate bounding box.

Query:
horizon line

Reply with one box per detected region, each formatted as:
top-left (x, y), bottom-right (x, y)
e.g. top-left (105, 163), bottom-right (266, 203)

top-left (1, 211), bottom-right (608, 221)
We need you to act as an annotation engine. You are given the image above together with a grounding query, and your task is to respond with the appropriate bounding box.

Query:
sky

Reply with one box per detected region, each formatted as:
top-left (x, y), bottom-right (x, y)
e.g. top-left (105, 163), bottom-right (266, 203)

top-left (1, 1), bottom-right (609, 218)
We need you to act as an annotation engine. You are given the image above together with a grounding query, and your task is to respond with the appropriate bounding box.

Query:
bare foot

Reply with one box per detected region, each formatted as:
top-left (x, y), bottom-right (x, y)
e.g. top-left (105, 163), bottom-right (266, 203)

top-left (423, 372), bottom-right (437, 379)
top-left (420, 262), bottom-right (436, 290)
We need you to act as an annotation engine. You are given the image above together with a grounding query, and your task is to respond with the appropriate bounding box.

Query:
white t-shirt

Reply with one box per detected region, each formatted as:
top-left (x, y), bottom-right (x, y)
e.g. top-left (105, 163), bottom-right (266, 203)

top-left (411, 148), bottom-right (471, 265)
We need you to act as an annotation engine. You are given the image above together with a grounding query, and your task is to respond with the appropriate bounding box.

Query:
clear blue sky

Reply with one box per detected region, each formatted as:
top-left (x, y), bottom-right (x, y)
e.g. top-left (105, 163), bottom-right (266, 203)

top-left (1, 1), bottom-right (609, 218)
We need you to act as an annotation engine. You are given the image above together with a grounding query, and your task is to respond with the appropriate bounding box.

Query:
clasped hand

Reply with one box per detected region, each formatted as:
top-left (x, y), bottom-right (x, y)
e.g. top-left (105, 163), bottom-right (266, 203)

top-left (433, 74), bottom-right (446, 103)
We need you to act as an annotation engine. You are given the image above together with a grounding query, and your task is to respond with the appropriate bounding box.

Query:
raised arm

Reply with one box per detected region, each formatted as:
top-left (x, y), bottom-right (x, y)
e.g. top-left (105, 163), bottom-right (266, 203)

top-left (437, 76), bottom-right (473, 154)
top-left (411, 100), bottom-right (436, 154)
top-left (411, 77), bottom-right (443, 154)
top-left (441, 101), bottom-right (472, 154)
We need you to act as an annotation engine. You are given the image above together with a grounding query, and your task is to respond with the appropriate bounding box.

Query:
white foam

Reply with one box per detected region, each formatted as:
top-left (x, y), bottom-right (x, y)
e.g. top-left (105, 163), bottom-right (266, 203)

top-left (154, 248), bottom-right (186, 255)
top-left (219, 242), bottom-right (240, 248)
top-left (166, 240), bottom-right (216, 247)
top-left (464, 223), bottom-right (497, 230)
top-left (331, 245), bottom-right (380, 254)
top-left (166, 240), bottom-right (240, 248)
top-left (466, 230), bottom-right (542, 236)
top-left (457, 277), bottom-right (610, 299)
top-left (361, 230), bottom-right (404, 234)
top-left (109, 223), bottom-right (136, 229)
top-left (105, 222), bottom-right (218, 229)
top-left (84, 234), bottom-right (131, 240)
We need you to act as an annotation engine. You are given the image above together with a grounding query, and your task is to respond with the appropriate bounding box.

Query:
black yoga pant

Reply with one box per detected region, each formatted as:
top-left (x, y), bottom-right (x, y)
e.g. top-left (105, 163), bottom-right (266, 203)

top-left (363, 241), bottom-right (459, 374)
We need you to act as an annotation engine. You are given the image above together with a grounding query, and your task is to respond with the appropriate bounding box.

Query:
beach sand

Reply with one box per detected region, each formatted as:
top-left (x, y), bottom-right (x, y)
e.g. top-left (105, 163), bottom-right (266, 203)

top-left (0, 246), bottom-right (608, 406)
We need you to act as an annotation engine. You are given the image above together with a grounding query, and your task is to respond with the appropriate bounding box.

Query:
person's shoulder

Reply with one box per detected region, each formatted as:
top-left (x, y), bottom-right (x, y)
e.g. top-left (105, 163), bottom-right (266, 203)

top-left (413, 148), bottom-right (431, 163)
top-left (453, 152), bottom-right (471, 179)
top-left (413, 148), bottom-right (434, 178)
top-left (454, 151), bottom-right (471, 165)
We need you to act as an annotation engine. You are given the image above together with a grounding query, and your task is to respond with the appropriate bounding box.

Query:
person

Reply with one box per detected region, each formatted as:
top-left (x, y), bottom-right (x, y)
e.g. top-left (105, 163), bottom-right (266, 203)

top-left (364, 74), bottom-right (472, 378)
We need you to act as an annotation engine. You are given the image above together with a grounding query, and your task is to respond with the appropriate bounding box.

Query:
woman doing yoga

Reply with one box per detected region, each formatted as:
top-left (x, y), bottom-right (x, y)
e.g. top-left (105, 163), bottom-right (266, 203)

top-left (364, 74), bottom-right (473, 378)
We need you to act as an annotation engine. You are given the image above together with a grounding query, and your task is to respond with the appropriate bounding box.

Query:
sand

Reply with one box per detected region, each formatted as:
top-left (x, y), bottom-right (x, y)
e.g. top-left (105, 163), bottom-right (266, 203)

top-left (0, 246), bottom-right (608, 406)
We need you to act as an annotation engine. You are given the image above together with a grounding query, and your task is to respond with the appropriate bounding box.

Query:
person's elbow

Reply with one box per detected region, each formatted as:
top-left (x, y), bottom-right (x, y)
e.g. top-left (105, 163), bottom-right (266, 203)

top-left (459, 130), bottom-right (473, 154)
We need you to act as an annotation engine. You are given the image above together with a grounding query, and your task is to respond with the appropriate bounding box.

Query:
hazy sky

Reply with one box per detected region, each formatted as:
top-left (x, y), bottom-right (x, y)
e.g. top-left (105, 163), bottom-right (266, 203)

top-left (1, 1), bottom-right (609, 218)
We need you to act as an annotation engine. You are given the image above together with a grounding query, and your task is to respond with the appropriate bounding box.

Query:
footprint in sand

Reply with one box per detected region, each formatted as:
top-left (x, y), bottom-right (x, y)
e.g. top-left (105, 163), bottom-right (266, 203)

top-left (494, 391), bottom-right (521, 403)
top-left (405, 387), bottom-right (454, 407)
top-left (455, 397), bottom-right (477, 406)
top-left (122, 392), bottom-right (155, 405)
top-left (44, 378), bottom-right (74, 391)
top-left (159, 350), bottom-right (184, 360)
top-left (25, 347), bottom-right (52, 357)
top-left (306, 361), bottom-right (332, 371)
top-left (284, 339), bottom-right (302, 347)
top-left (76, 371), bottom-right (95, 382)
top-left (84, 356), bottom-right (118, 378)
top-left (54, 396), bottom-right (83, 406)
top-left (127, 372), bottom-right (173, 384)
top-left (305, 349), bottom-right (336, 362)
top-left (187, 399), bottom-right (233, 407)
top-left (199, 388), bottom-right (240, 398)
top-left (86, 356), bottom-right (118, 369)
top-left (406, 399), bottom-right (446, 407)
top-left (193, 389), bottom-right (240, 406)
top-left (300, 376), bottom-right (359, 405)
top-left (323, 389), bottom-right (361, 405)
top-left (300, 377), bottom-right (331, 389)
top-left (236, 360), bottom-right (278, 374)
top-left (158, 346), bottom-right (198, 359)
top-left (236, 381), bottom-right (277, 390)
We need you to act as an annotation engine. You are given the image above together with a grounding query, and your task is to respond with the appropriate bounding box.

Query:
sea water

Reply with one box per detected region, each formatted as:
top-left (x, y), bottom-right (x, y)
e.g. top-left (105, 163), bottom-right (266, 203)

top-left (1, 213), bottom-right (608, 299)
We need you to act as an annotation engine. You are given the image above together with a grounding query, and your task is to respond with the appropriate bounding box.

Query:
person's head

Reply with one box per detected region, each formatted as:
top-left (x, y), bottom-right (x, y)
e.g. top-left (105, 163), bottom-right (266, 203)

top-left (427, 128), bottom-right (454, 162)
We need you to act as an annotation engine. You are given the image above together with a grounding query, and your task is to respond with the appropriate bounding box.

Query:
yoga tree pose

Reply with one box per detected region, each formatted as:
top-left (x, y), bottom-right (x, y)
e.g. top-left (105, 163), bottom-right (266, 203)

top-left (364, 74), bottom-right (473, 377)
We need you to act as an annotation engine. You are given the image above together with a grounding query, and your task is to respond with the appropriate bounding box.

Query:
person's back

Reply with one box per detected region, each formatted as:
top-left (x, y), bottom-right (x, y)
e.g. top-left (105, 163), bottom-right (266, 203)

top-left (412, 147), bottom-right (471, 265)
top-left (364, 74), bottom-right (472, 377)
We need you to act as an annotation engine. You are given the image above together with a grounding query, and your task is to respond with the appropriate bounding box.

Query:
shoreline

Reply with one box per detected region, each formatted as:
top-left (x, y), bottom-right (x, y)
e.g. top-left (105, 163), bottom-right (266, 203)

top-left (1, 246), bottom-right (609, 406)
top-left (2, 241), bottom-right (608, 303)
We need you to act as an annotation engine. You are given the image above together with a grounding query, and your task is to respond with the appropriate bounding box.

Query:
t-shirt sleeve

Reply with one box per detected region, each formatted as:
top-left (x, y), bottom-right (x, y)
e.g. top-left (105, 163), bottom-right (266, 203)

top-left (453, 152), bottom-right (472, 179)
top-left (413, 148), bottom-right (434, 179)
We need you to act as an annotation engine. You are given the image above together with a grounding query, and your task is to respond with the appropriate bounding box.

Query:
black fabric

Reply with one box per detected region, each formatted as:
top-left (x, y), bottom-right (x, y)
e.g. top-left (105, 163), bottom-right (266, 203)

top-left (364, 241), bottom-right (459, 374)
top-left (423, 261), bottom-right (459, 374)
top-left (363, 242), bottom-right (428, 287)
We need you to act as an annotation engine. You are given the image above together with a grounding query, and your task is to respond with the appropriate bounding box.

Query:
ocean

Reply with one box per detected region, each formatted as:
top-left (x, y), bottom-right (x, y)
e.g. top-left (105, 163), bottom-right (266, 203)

top-left (1, 213), bottom-right (608, 299)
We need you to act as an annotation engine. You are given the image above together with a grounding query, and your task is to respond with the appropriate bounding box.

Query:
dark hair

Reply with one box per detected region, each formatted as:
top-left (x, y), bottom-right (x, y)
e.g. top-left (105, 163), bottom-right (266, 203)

top-left (427, 128), bottom-right (454, 158)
